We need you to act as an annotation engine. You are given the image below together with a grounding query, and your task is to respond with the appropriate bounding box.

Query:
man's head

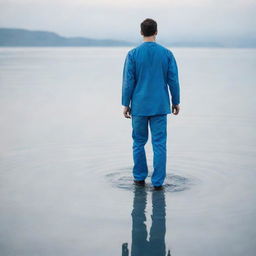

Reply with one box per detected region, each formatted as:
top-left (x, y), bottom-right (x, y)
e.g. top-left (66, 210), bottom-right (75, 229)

top-left (140, 18), bottom-right (157, 37)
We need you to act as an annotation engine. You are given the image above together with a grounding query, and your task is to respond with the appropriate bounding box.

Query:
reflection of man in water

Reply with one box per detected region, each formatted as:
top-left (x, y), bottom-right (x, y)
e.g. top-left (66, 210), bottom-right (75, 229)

top-left (121, 18), bottom-right (180, 190)
top-left (122, 186), bottom-right (171, 256)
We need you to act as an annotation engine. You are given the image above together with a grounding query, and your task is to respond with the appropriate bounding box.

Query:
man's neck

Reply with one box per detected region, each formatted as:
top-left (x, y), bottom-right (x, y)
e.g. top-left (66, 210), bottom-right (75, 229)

top-left (143, 36), bottom-right (156, 42)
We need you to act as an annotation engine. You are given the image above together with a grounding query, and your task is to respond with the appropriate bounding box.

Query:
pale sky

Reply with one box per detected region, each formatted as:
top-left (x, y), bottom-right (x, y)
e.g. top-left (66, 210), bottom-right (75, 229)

top-left (0, 0), bottom-right (255, 42)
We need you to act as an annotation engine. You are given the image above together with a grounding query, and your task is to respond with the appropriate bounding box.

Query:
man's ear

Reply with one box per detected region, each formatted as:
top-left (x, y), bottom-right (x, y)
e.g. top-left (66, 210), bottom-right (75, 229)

top-left (140, 30), bottom-right (143, 36)
top-left (155, 30), bottom-right (158, 36)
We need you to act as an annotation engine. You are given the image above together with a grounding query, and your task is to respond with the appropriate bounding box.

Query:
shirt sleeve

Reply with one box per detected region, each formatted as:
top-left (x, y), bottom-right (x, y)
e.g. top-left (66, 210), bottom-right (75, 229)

top-left (121, 51), bottom-right (136, 107)
top-left (167, 51), bottom-right (180, 105)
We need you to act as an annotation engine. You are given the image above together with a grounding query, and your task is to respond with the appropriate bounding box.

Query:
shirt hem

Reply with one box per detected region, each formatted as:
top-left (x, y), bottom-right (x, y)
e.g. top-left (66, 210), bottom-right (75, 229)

top-left (131, 112), bottom-right (171, 116)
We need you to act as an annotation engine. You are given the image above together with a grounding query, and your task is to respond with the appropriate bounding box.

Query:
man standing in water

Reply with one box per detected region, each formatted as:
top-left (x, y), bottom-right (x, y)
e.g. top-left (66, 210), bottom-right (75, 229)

top-left (121, 18), bottom-right (180, 190)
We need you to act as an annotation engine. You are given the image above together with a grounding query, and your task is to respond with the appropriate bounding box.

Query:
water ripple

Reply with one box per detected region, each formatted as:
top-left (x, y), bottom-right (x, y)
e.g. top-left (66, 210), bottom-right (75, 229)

top-left (105, 167), bottom-right (197, 192)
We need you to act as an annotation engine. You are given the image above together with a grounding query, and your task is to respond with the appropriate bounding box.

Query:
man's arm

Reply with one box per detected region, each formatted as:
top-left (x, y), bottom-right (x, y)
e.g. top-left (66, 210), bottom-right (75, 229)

top-left (121, 51), bottom-right (136, 118)
top-left (167, 51), bottom-right (180, 115)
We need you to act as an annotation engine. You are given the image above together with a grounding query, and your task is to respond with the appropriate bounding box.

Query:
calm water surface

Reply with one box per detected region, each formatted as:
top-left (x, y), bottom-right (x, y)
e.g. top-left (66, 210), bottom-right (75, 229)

top-left (0, 47), bottom-right (255, 255)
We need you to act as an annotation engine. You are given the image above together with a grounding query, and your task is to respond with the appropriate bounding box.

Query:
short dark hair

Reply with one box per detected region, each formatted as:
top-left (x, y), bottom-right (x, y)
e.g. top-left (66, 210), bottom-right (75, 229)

top-left (140, 18), bottom-right (157, 37)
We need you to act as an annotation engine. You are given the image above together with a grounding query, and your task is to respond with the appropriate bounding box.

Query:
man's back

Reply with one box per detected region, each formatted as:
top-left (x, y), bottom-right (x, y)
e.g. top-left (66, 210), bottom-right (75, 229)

top-left (122, 41), bottom-right (180, 116)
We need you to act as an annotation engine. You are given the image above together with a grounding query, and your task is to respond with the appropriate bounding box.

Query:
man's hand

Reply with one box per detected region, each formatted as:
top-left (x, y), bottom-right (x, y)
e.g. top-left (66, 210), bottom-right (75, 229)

top-left (172, 104), bottom-right (180, 115)
top-left (123, 106), bottom-right (131, 118)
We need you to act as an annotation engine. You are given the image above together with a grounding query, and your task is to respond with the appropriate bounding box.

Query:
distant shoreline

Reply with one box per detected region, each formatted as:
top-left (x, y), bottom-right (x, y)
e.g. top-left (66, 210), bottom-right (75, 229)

top-left (1, 46), bottom-right (256, 49)
top-left (0, 28), bottom-right (255, 48)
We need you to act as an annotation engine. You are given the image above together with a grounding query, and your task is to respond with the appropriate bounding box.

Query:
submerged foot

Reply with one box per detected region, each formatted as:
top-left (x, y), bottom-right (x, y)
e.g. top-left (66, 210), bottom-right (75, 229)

top-left (153, 185), bottom-right (164, 190)
top-left (134, 179), bottom-right (145, 186)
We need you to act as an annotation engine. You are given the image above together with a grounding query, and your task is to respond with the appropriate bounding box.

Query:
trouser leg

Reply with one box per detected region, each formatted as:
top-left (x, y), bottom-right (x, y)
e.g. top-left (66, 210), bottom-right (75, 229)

top-left (149, 114), bottom-right (167, 186)
top-left (131, 115), bottom-right (149, 181)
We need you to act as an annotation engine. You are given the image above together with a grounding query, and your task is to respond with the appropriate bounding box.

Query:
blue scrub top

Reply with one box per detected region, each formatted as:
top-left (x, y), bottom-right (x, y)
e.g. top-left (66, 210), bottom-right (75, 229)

top-left (121, 41), bottom-right (180, 116)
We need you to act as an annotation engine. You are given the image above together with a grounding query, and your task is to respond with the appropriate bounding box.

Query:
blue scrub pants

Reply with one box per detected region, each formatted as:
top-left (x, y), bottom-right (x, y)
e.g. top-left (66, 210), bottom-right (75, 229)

top-left (131, 114), bottom-right (167, 187)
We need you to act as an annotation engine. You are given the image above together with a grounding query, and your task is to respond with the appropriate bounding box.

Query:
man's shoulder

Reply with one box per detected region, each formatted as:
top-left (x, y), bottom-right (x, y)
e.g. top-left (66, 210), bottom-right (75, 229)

top-left (156, 43), bottom-right (175, 57)
top-left (126, 45), bottom-right (141, 61)
top-left (127, 47), bottom-right (136, 55)
top-left (125, 47), bottom-right (137, 61)
top-left (127, 44), bottom-right (140, 55)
